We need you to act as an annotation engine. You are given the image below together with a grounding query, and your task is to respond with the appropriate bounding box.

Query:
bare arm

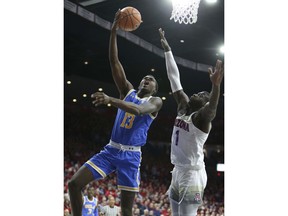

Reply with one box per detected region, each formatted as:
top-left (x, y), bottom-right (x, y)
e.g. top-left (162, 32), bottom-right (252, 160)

top-left (197, 60), bottom-right (224, 124)
top-left (109, 10), bottom-right (133, 99)
top-left (91, 92), bottom-right (163, 116)
top-left (159, 28), bottom-right (189, 111)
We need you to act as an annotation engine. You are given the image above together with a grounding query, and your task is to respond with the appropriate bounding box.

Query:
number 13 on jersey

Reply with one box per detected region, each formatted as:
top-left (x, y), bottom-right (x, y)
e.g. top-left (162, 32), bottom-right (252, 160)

top-left (120, 112), bottom-right (135, 129)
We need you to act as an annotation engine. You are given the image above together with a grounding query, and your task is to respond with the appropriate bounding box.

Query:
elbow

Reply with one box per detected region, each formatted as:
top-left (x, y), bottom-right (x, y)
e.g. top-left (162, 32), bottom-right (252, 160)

top-left (109, 59), bottom-right (120, 68)
top-left (128, 110), bottom-right (140, 116)
top-left (129, 106), bottom-right (142, 116)
top-left (109, 55), bottom-right (118, 63)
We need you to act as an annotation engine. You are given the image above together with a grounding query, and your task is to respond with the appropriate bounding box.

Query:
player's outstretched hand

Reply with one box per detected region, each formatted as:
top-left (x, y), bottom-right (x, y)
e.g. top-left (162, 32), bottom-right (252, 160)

top-left (208, 60), bottom-right (224, 86)
top-left (91, 92), bottom-right (111, 106)
top-left (112, 9), bottom-right (121, 31)
top-left (159, 28), bottom-right (171, 52)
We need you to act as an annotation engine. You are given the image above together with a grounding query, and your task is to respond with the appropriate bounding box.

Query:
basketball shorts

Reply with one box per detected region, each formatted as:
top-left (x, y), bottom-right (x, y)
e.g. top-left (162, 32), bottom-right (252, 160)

top-left (167, 166), bottom-right (207, 204)
top-left (84, 144), bottom-right (142, 192)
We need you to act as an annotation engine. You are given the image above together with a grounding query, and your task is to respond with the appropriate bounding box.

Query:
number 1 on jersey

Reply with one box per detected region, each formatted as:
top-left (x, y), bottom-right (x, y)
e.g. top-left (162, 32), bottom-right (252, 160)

top-left (175, 130), bottom-right (179, 146)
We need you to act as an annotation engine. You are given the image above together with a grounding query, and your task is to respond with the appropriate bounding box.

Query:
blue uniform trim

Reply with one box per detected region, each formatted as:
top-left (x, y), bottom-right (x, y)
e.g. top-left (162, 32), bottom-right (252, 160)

top-left (118, 185), bottom-right (139, 192)
top-left (86, 161), bottom-right (106, 178)
top-left (123, 89), bottom-right (135, 100)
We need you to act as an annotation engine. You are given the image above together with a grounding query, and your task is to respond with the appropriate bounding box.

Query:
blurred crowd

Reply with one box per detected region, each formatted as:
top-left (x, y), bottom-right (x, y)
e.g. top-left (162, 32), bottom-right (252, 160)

top-left (64, 103), bottom-right (224, 216)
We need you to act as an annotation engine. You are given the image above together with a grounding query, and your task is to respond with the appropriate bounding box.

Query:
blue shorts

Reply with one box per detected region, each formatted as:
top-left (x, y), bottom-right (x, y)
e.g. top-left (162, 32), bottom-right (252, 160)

top-left (84, 145), bottom-right (142, 192)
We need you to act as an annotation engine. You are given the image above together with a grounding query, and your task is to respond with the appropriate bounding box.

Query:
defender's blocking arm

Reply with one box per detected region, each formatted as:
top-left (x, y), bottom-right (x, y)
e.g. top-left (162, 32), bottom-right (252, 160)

top-left (159, 28), bottom-right (189, 107)
top-left (199, 60), bottom-right (224, 122)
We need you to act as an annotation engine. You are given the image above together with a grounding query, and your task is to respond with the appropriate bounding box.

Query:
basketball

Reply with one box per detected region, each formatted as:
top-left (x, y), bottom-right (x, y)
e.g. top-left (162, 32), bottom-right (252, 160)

top-left (118, 7), bottom-right (142, 32)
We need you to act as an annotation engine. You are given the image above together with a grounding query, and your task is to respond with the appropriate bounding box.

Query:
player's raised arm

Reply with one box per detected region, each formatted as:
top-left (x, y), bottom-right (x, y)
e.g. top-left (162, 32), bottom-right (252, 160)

top-left (91, 92), bottom-right (162, 116)
top-left (159, 28), bottom-right (189, 111)
top-left (109, 10), bottom-right (133, 99)
top-left (199, 60), bottom-right (224, 123)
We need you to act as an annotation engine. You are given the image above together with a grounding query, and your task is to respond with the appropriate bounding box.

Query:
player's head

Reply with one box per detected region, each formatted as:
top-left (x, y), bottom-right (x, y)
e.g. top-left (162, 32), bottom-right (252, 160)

top-left (138, 75), bottom-right (158, 95)
top-left (87, 186), bottom-right (95, 198)
top-left (64, 209), bottom-right (70, 216)
top-left (189, 91), bottom-right (210, 109)
top-left (108, 196), bottom-right (115, 207)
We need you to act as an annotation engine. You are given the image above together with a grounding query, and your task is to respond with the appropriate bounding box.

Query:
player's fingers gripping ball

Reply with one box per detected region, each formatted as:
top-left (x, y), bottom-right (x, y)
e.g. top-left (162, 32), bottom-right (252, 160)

top-left (118, 7), bottom-right (142, 31)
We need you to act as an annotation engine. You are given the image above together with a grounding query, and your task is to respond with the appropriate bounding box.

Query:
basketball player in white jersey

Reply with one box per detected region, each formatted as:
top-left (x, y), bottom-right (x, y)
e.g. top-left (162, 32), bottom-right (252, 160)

top-left (159, 28), bottom-right (224, 216)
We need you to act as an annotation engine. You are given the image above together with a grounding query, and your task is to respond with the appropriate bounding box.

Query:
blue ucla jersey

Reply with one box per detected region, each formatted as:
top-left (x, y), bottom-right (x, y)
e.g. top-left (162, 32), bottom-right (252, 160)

top-left (111, 89), bottom-right (156, 146)
top-left (82, 196), bottom-right (98, 216)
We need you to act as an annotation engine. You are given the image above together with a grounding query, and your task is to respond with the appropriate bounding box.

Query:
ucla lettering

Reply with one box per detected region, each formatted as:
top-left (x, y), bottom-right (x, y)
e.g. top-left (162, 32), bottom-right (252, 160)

top-left (174, 119), bottom-right (189, 132)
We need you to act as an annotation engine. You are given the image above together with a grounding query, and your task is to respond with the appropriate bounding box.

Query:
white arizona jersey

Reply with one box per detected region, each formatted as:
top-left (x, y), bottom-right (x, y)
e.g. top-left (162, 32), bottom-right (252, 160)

top-left (171, 112), bottom-right (209, 169)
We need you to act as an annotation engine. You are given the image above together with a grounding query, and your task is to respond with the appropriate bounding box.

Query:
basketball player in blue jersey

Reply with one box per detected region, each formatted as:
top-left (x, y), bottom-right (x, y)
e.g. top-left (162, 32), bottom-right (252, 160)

top-left (68, 10), bottom-right (163, 216)
top-left (82, 186), bottom-right (99, 216)
top-left (159, 28), bottom-right (224, 216)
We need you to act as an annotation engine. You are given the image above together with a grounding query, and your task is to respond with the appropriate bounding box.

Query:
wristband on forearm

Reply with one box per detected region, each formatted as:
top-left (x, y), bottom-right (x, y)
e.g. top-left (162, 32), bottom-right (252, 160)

top-left (164, 51), bottom-right (183, 93)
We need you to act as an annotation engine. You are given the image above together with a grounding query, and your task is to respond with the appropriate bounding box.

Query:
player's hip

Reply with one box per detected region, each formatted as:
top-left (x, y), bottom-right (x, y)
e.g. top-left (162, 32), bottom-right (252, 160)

top-left (170, 166), bottom-right (207, 187)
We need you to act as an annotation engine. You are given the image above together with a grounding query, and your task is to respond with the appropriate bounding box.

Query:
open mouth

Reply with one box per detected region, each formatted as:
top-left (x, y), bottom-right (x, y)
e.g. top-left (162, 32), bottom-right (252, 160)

top-left (143, 83), bottom-right (149, 87)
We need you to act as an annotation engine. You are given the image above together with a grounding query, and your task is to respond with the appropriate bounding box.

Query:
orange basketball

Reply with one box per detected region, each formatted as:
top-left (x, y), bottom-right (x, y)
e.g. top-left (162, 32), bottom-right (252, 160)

top-left (118, 7), bottom-right (142, 32)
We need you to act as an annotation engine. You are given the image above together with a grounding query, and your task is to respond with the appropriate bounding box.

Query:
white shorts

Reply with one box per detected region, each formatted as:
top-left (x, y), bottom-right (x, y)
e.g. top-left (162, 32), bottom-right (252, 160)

top-left (167, 166), bottom-right (207, 204)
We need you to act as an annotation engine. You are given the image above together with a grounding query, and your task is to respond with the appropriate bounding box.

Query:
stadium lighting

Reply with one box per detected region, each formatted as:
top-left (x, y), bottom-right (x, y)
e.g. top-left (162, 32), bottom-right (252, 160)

top-left (217, 163), bottom-right (224, 172)
top-left (67, 81), bottom-right (71, 84)
top-left (172, 0), bottom-right (190, 3)
top-left (219, 45), bottom-right (224, 54)
top-left (206, 0), bottom-right (217, 3)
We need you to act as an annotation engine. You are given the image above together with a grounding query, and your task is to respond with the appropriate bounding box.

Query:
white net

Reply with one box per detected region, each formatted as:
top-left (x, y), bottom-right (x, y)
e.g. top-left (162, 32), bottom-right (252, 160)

top-left (170, 0), bottom-right (201, 24)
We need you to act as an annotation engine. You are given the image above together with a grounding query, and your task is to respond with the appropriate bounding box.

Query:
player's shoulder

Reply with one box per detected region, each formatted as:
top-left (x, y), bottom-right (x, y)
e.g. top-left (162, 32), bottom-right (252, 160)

top-left (149, 96), bottom-right (163, 108)
top-left (149, 96), bottom-right (162, 102)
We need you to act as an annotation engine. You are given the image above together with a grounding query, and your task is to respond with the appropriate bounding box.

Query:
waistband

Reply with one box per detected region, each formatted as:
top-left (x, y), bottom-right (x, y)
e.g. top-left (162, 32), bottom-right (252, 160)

top-left (174, 164), bottom-right (204, 171)
top-left (108, 140), bottom-right (141, 152)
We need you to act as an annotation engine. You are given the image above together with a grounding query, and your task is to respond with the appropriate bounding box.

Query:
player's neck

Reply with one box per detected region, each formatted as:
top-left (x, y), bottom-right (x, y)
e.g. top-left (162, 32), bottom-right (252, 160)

top-left (186, 106), bottom-right (200, 115)
top-left (137, 91), bottom-right (151, 98)
top-left (87, 195), bottom-right (93, 201)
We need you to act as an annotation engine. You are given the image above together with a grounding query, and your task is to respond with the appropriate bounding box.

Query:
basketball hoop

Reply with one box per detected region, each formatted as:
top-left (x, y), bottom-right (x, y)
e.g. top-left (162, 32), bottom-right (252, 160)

top-left (170, 0), bottom-right (201, 24)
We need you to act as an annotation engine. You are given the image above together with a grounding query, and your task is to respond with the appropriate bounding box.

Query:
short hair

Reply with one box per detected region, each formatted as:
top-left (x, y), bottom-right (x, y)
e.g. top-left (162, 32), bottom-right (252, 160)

top-left (146, 74), bottom-right (158, 94)
top-left (190, 91), bottom-right (210, 107)
top-left (202, 91), bottom-right (210, 100)
top-left (87, 186), bottom-right (94, 190)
